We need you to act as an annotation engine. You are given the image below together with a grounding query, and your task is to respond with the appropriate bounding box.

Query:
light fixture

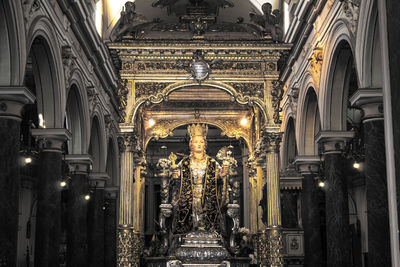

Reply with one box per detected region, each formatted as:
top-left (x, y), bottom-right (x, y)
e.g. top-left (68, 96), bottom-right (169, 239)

top-left (60, 181), bottom-right (67, 188)
top-left (38, 114), bottom-right (46, 128)
top-left (318, 181), bottom-right (325, 188)
top-left (84, 194), bottom-right (91, 201)
top-left (240, 117), bottom-right (249, 126)
top-left (353, 162), bottom-right (360, 169)
top-left (148, 118), bottom-right (155, 127)
top-left (24, 157), bottom-right (32, 164)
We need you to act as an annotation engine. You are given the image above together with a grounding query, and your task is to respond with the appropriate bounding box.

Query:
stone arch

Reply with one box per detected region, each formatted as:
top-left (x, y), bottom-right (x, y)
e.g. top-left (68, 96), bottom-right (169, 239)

top-left (281, 116), bottom-right (297, 169)
top-left (65, 84), bottom-right (88, 154)
top-left (321, 36), bottom-right (356, 131)
top-left (356, 0), bottom-right (382, 88)
top-left (298, 87), bottom-right (321, 155)
top-left (26, 16), bottom-right (65, 128)
top-left (129, 81), bottom-right (269, 127)
top-left (67, 69), bottom-right (91, 152)
top-left (106, 136), bottom-right (120, 186)
top-left (0, 0), bottom-right (25, 85)
top-left (319, 20), bottom-right (355, 130)
top-left (89, 110), bottom-right (107, 172)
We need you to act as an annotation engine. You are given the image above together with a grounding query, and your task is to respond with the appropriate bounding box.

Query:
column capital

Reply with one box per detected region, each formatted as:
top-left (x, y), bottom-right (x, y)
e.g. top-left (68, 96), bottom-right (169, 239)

top-left (105, 186), bottom-right (119, 199)
top-left (65, 154), bottom-right (93, 174)
top-left (349, 88), bottom-right (383, 121)
top-left (316, 131), bottom-right (354, 154)
top-left (89, 172), bottom-right (110, 189)
top-left (0, 86), bottom-right (35, 120)
top-left (31, 128), bottom-right (72, 152)
top-left (260, 128), bottom-right (283, 153)
top-left (117, 132), bottom-right (138, 153)
top-left (294, 155), bottom-right (320, 174)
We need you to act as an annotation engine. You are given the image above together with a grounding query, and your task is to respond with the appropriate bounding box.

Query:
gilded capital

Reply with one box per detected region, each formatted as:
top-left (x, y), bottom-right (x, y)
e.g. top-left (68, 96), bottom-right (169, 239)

top-left (262, 131), bottom-right (283, 153)
top-left (118, 133), bottom-right (138, 153)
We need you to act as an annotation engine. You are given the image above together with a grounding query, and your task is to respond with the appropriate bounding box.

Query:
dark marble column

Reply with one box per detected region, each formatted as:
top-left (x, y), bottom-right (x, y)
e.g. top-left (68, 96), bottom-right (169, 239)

top-left (382, 1), bottom-right (400, 256)
top-left (88, 173), bottom-right (109, 267)
top-left (316, 132), bottom-right (353, 267)
top-left (31, 129), bottom-right (72, 267)
top-left (295, 156), bottom-right (323, 267)
top-left (350, 91), bottom-right (391, 266)
top-left (0, 87), bottom-right (34, 266)
top-left (65, 155), bottom-right (93, 267)
top-left (104, 187), bottom-right (118, 267)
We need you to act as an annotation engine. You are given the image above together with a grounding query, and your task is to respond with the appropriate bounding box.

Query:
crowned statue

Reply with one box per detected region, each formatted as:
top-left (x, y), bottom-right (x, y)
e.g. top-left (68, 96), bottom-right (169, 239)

top-left (157, 124), bottom-right (241, 265)
top-left (170, 123), bottom-right (229, 235)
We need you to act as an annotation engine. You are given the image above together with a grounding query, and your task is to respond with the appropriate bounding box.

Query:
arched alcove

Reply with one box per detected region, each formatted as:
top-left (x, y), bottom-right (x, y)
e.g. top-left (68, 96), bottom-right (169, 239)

top-left (302, 88), bottom-right (320, 155)
top-left (325, 40), bottom-right (355, 131)
top-left (282, 117), bottom-right (297, 168)
top-left (65, 85), bottom-right (84, 154)
top-left (89, 116), bottom-right (102, 171)
top-left (106, 138), bottom-right (119, 186)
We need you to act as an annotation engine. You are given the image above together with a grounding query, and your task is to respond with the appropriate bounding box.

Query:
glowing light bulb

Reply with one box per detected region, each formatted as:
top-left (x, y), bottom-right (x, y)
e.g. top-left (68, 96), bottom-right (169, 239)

top-left (240, 117), bottom-right (249, 126)
top-left (25, 157), bottom-right (32, 164)
top-left (353, 162), bottom-right (360, 169)
top-left (60, 181), bottom-right (67, 188)
top-left (318, 181), bottom-right (325, 188)
top-left (148, 118), bottom-right (155, 127)
top-left (84, 194), bottom-right (91, 201)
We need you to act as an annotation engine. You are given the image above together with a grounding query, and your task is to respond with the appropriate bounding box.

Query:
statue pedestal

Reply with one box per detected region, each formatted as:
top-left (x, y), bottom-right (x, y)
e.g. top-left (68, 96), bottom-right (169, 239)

top-left (172, 230), bottom-right (230, 266)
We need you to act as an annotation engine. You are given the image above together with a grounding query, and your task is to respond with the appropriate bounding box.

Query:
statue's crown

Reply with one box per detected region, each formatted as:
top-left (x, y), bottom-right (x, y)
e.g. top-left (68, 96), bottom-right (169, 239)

top-left (187, 124), bottom-right (208, 139)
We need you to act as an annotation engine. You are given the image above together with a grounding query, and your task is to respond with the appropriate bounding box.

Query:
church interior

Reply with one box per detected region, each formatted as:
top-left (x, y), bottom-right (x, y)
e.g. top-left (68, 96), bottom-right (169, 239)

top-left (1, 0), bottom-right (400, 266)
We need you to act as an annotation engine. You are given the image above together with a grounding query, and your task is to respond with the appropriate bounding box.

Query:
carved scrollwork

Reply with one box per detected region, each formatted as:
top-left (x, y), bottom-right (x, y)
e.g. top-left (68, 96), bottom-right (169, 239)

top-left (117, 227), bottom-right (136, 266)
top-left (117, 79), bottom-right (129, 122)
top-left (271, 80), bottom-right (284, 124)
top-left (135, 82), bottom-right (172, 99)
top-left (228, 83), bottom-right (264, 99)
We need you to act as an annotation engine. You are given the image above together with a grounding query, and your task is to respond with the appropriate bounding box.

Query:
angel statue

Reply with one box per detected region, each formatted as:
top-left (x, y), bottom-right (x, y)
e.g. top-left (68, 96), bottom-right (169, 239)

top-left (109, 2), bottom-right (148, 42)
top-left (249, 2), bottom-right (283, 41)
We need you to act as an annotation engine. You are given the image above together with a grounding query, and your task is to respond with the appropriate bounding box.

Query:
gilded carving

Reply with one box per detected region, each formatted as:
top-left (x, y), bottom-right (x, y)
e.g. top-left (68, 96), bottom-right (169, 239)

top-left (118, 133), bottom-right (138, 153)
top-left (117, 228), bottom-right (144, 267)
top-left (261, 131), bottom-right (283, 153)
top-left (123, 61), bottom-right (134, 71)
top-left (228, 83), bottom-right (264, 98)
top-left (266, 228), bottom-right (284, 267)
top-left (271, 81), bottom-right (284, 124)
top-left (117, 79), bottom-right (129, 122)
top-left (135, 82), bottom-right (172, 98)
top-left (308, 47), bottom-right (323, 88)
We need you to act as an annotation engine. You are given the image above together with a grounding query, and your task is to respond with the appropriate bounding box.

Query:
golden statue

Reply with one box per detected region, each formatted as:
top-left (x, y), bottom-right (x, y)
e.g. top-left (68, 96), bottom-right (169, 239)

top-left (170, 124), bottom-right (229, 234)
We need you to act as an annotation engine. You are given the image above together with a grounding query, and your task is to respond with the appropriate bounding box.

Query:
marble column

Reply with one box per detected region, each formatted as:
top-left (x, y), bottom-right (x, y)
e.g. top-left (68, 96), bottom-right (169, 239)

top-left (257, 127), bottom-right (284, 267)
top-left (117, 132), bottom-right (137, 267)
top-left (105, 187), bottom-right (119, 267)
top-left (295, 156), bottom-right (323, 267)
top-left (350, 89), bottom-right (391, 266)
top-left (88, 172), bottom-right (110, 267)
top-left (31, 128), bottom-right (72, 267)
top-left (316, 131), bottom-right (353, 267)
top-left (0, 87), bottom-right (34, 266)
top-left (64, 154), bottom-right (93, 267)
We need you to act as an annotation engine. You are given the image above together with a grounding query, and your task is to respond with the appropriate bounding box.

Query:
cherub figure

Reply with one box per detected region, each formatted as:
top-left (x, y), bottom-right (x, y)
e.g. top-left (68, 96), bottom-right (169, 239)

top-left (109, 2), bottom-right (147, 42)
top-left (249, 2), bottom-right (283, 41)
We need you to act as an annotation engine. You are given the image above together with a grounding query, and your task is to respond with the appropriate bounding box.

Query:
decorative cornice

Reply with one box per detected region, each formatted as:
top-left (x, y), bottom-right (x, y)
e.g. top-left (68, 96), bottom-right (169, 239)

top-left (31, 128), bottom-right (72, 152)
top-left (294, 155), bottom-right (320, 174)
top-left (315, 131), bottom-right (354, 154)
